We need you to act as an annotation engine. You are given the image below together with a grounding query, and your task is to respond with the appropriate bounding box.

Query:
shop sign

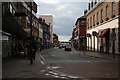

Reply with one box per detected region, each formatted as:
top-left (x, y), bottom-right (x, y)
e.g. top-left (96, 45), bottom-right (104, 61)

top-left (79, 35), bottom-right (86, 39)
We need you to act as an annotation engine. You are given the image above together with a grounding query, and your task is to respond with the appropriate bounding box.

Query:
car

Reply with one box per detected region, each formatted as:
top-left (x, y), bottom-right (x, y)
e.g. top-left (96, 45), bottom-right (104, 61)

top-left (59, 45), bottom-right (63, 49)
top-left (65, 45), bottom-right (71, 51)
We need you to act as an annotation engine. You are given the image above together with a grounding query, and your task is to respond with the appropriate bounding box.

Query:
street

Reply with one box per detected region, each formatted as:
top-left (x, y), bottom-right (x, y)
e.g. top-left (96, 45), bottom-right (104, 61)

top-left (2, 1), bottom-right (120, 80)
top-left (23, 47), bottom-right (119, 79)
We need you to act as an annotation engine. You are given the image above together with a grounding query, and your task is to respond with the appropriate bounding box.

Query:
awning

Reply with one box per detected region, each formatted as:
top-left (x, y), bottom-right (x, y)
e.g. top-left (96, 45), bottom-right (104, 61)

top-left (99, 28), bottom-right (110, 38)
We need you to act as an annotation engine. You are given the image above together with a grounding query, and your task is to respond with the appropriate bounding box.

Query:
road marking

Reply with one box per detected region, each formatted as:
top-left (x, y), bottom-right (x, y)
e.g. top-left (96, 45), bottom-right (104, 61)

top-left (48, 71), bottom-right (54, 74)
top-left (60, 76), bottom-right (67, 79)
top-left (41, 61), bottom-right (44, 65)
top-left (45, 73), bottom-right (50, 76)
top-left (68, 76), bottom-right (79, 79)
top-left (40, 70), bottom-right (45, 72)
top-left (39, 54), bottom-right (45, 61)
top-left (54, 75), bottom-right (60, 78)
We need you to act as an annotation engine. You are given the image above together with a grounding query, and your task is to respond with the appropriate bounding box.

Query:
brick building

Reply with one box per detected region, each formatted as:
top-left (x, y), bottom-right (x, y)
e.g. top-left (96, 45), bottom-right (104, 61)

top-left (86, 1), bottom-right (120, 54)
top-left (75, 15), bottom-right (87, 50)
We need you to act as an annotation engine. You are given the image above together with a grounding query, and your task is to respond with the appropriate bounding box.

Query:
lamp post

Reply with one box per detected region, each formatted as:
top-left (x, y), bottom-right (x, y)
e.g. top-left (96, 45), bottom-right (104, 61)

top-left (29, 2), bottom-right (33, 64)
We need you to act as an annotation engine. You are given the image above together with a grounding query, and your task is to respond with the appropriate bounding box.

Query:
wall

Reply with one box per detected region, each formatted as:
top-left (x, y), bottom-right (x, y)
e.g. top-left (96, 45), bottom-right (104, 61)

top-left (87, 18), bottom-right (119, 54)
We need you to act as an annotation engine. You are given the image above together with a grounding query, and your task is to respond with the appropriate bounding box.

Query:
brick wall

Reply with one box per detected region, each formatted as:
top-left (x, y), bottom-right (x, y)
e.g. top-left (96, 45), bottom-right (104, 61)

top-left (86, 2), bottom-right (119, 30)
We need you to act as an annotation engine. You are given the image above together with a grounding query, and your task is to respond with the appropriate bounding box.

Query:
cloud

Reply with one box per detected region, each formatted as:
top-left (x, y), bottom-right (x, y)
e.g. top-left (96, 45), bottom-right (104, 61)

top-left (34, 1), bottom-right (88, 41)
top-left (34, 0), bottom-right (90, 3)
top-left (59, 35), bottom-right (72, 41)
top-left (55, 5), bottom-right (68, 11)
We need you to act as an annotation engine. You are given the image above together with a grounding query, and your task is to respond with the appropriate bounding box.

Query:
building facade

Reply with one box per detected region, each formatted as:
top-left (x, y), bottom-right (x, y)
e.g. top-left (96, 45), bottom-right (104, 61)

top-left (71, 27), bottom-right (78, 50)
top-left (40, 15), bottom-right (53, 44)
top-left (2, 2), bottom-right (41, 58)
top-left (75, 16), bottom-right (87, 50)
top-left (53, 33), bottom-right (59, 46)
top-left (86, 1), bottom-right (120, 54)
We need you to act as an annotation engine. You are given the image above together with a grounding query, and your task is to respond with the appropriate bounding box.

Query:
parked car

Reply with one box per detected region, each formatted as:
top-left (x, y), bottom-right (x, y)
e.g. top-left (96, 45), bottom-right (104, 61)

top-left (65, 45), bottom-right (71, 51)
top-left (59, 44), bottom-right (65, 49)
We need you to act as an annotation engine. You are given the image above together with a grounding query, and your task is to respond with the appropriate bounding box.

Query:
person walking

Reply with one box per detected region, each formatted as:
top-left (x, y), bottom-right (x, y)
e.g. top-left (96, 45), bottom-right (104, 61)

top-left (82, 40), bottom-right (86, 54)
top-left (28, 42), bottom-right (36, 64)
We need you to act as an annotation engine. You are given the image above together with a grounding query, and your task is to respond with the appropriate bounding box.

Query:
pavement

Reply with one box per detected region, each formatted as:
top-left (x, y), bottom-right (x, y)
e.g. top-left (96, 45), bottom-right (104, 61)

top-left (2, 49), bottom-right (47, 78)
top-left (2, 47), bottom-right (120, 80)
top-left (71, 48), bottom-right (120, 60)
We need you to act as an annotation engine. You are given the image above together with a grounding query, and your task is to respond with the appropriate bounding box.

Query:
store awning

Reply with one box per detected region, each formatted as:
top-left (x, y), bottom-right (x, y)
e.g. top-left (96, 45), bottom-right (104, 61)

top-left (99, 28), bottom-right (110, 38)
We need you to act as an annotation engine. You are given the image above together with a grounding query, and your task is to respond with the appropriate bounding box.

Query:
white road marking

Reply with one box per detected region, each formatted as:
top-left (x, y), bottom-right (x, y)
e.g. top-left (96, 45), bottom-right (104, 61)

top-left (41, 61), bottom-right (44, 65)
top-left (44, 73), bottom-right (50, 76)
top-left (40, 70), bottom-right (45, 72)
top-left (54, 75), bottom-right (60, 78)
top-left (68, 76), bottom-right (79, 78)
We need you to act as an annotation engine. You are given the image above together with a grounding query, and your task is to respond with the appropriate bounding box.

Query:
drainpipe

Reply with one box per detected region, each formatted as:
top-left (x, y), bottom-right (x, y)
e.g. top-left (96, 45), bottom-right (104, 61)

top-left (88, 37), bottom-right (89, 50)
top-left (118, 1), bottom-right (120, 52)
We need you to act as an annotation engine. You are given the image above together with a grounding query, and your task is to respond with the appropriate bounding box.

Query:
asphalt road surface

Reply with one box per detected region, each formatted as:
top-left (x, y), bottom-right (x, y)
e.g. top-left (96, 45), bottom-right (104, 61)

top-left (37, 47), bottom-right (119, 80)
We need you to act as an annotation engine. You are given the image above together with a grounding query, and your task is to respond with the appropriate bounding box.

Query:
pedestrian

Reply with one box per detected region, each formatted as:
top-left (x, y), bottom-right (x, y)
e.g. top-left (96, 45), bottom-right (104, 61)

top-left (14, 45), bottom-right (19, 56)
top-left (24, 44), bottom-right (28, 58)
top-left (82, 40), bottom-right (86, 54)
top-left (28, 42), bottom-right (36, 64)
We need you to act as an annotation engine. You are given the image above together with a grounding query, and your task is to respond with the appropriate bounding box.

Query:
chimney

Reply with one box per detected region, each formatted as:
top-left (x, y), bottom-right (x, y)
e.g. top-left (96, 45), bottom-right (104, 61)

top-left (88, 3), bottom-right (90, 10)
top-left (43, 19), bottom-right (45, 23)
top-left (84, 10), bottom-right (88, 14)
top-left (38, 18), bottom-right (42, 22)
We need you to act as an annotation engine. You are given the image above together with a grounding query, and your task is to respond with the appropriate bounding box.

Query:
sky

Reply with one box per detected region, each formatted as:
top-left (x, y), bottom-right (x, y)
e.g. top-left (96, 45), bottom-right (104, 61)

top-left (34, 0), bottom-right (88, 41)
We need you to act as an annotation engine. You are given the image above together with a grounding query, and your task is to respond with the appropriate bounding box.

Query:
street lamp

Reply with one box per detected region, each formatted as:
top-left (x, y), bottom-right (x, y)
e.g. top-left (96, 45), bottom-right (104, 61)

top-left (29, 2), bottom-right (33, 64)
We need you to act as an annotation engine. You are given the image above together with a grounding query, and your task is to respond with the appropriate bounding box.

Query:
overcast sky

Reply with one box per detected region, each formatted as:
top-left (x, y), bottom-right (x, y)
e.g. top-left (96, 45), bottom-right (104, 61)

top-left (34, 0), bottom-right (88, 41)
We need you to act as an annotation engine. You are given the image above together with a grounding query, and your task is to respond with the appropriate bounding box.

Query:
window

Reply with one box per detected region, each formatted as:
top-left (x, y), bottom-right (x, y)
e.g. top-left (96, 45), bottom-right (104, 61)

top-left (106, 6), bottom-right (108, 18)
top-left (112, 2), bottom-right (115, 16)
top-left (10, 4), bottom-right (13, 13)
top-left (93, 15), bottom-right (95, 26)
top-left (88, 19), bottom-right (89, 28)
top-left (90, 17), bottom-right (92, 27)
top-left (26, 17), bottom-right (30, 23)
top-left (100, 9), bottom-right (103, 22)
top-left (13, 9), bottom-right (16, 14)
top-left (97, 12), bottom-right (99, 22)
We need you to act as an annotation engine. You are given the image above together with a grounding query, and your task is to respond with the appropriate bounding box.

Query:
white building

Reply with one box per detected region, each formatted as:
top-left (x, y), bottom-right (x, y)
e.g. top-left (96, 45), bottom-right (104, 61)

top-left (40, 15), bottom-right (53, 43)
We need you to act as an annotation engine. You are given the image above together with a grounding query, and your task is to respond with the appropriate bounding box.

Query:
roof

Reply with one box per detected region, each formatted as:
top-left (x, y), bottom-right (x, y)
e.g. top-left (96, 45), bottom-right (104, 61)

top-left (75, 15), bottom-right (86, 25)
